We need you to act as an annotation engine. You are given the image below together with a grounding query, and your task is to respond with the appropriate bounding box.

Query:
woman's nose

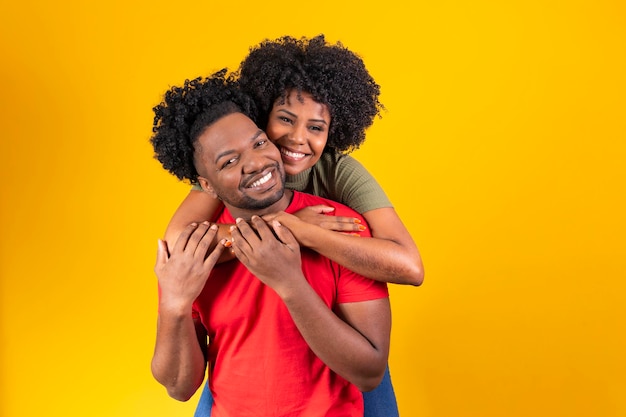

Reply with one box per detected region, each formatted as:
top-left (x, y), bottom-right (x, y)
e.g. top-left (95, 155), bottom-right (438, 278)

top-left (287, 125), bottom-right (306, 145)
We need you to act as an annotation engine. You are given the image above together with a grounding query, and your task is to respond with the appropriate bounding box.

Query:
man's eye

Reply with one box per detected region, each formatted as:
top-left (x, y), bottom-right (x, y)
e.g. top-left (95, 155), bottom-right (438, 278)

top-left (222, 157), bottom-right (237, 168)
top-left (255, 139), bottom-right (267, 147)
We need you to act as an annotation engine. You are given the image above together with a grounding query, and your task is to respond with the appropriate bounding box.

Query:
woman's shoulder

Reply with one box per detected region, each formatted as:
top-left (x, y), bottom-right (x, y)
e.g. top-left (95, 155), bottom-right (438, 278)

top-left (314, 150), bottom-right (368, 174)
top-left (311, 150), bottom-right (391, 213)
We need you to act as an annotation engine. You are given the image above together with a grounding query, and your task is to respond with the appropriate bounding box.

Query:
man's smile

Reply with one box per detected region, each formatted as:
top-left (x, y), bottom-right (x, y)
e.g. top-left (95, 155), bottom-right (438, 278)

top-left (248, 171), bottom-right (273, 188)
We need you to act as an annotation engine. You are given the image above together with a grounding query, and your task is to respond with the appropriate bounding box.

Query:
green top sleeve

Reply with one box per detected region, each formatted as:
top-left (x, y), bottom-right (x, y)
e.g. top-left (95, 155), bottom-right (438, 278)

top-left (285, 151), bottom-right (392, 214)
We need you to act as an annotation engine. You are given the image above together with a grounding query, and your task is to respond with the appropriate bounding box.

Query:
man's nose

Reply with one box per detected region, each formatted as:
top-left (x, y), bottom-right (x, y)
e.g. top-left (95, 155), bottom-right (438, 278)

top-left (242, 153), bottom-right (267, 173)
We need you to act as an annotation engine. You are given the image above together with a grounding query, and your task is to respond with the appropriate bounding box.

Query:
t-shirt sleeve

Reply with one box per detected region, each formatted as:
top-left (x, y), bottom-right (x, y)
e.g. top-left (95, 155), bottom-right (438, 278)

top-left (336, 266), bottom-right (389, 304)
top-left (331, 154), bottom-right (393, 214)
top-left (330, 201), bottom-right (389, 303)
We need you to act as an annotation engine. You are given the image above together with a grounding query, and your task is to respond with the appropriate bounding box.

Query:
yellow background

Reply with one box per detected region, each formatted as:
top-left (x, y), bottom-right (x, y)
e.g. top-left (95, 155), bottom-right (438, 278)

top-left (1, 1), bottom-right (625, 416)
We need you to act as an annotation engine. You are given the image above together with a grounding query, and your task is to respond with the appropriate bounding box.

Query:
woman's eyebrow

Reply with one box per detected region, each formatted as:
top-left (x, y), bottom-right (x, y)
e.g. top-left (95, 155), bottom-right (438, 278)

top-left (276, 109), bottom-right (327, 125)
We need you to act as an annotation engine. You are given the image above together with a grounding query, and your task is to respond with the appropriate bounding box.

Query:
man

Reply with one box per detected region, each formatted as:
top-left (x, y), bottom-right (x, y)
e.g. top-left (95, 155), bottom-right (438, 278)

top-left (150, 73), bottom-right (391, 416)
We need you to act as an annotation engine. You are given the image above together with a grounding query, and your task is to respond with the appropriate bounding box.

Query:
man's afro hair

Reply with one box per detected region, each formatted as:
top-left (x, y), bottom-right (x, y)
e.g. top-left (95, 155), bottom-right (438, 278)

top-left (150, 69), bottom-right (257, 183)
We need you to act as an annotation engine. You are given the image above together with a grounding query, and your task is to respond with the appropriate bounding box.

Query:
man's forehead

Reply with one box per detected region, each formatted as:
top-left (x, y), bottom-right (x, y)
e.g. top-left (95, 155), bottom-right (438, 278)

top-left (212, 130), bottom-right (264, 162)
top-left (198, 113), bottom-right (262, 158)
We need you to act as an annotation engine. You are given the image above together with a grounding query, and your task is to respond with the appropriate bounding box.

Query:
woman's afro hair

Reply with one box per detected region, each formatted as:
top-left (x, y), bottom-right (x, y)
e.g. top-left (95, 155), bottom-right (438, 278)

top-left (150, 69), bottom-right (257, 183)
top-left (237, 35), bottom-right (384, 153)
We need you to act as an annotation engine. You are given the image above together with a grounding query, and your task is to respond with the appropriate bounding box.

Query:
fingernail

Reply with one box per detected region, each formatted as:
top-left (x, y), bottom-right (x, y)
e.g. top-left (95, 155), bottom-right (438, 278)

top-left (354, 219), bottom-right (361, 224)
top-left (358, 225), bottom-right (366, 231)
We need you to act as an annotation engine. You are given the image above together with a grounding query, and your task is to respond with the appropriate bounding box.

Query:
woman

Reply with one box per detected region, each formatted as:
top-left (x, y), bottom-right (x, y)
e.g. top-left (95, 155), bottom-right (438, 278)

top-left (163, 35), bottom-right (424, 417)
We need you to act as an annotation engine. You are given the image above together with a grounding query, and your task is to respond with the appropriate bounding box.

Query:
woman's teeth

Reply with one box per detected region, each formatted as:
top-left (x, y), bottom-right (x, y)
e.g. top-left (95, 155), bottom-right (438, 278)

top-left (281, 148), bottom-right (306, 159)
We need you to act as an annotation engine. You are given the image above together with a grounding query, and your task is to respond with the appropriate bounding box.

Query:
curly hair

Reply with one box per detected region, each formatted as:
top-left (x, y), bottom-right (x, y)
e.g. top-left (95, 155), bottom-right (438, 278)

top-left (150, 69), bottom-right (257, 183)
top-left (237, 35), bottom-right (384, 153)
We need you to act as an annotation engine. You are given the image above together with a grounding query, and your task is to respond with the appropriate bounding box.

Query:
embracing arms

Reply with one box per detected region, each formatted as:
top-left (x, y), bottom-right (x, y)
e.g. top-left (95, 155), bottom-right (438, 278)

top-left (166, 190), bottom-right (423, 285)
top-left (265, 206), bottom-right (424, 286)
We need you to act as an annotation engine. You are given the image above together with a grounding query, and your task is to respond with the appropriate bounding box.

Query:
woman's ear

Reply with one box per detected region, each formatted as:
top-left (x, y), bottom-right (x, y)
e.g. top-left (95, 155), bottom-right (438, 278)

top-left (197, 176), bottom-right (218, 199)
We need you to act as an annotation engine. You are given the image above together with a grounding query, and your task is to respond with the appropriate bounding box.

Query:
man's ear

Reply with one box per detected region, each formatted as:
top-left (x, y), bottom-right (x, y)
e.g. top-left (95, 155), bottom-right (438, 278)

top-left (197, 176), bottom-right (218, 199)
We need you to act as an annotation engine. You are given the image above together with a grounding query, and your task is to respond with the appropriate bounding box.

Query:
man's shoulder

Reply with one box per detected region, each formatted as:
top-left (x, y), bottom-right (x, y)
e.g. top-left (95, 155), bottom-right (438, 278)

top-left (289, 191), bottom-right (371, 238)
top-left (214, 206), bottom-right (233, 223)
top-left (290, 191), bottom-right (359, 217)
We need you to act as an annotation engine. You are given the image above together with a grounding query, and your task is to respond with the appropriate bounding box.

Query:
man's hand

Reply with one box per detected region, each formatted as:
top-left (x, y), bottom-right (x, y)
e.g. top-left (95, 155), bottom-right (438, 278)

top-left (155, 221), bottom-right (226, 313)
top-left (229, 216), bottom-right (304, 296)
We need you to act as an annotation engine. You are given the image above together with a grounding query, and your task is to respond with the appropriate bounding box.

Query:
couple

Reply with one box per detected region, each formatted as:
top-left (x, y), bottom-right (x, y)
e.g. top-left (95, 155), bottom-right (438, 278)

top-left (151, 36), bottom-right (423, 417)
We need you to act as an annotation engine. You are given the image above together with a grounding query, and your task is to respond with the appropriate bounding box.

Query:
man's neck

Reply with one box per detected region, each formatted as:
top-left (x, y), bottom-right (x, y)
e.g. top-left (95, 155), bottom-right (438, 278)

top-left (226, 189), bottom-right (294, 221)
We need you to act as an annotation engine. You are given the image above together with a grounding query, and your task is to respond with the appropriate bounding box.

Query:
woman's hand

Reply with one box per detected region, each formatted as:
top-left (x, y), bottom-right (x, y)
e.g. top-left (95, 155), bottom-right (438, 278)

top-left (265, 205), bottom-right (365, 233)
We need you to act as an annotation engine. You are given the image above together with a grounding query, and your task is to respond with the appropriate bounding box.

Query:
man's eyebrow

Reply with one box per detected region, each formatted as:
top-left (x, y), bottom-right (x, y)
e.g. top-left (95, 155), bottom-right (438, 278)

top-left (276, 109), bottom-right (327, 125)
top-left (214, 129), bottom-right (265, 164)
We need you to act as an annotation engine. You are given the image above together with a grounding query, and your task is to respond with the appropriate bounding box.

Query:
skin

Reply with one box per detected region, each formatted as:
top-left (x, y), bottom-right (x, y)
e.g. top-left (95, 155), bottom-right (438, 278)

top-left (151, 113), bottom-right (391, 401)
top-left (266, 90), bottom-right (330, 176)
top-left (152, 221), bottom-right (224, 400)
top-left (164, 90), bottom-right (424, 285)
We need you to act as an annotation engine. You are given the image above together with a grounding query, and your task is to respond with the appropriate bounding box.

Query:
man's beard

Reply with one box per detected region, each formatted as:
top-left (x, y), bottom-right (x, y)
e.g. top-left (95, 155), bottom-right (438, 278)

top-left (236, 186), bottom-right (285, 211)
top-left (220, 162), bottom-right (287, 211)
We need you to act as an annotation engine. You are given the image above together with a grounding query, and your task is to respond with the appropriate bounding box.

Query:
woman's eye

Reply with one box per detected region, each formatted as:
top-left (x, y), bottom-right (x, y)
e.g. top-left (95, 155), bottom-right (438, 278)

top-left (279, 116), bottom-right (292, 123)
top-left (310, 125), bottom-right (323, 132)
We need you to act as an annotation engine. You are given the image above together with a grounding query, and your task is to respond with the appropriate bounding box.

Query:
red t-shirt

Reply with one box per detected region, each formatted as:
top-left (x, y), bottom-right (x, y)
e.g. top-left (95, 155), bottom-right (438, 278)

top-left (193, 191), bottom-right (389, 417)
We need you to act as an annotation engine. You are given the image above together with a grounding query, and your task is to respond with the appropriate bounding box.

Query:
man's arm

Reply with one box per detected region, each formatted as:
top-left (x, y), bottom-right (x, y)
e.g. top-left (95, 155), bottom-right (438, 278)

top-left (151, 222), bottom-right (225, 401)
top-left (282, 289), bottom-right (391, 391)
top-left (230, 216), bottom-right (391, 391)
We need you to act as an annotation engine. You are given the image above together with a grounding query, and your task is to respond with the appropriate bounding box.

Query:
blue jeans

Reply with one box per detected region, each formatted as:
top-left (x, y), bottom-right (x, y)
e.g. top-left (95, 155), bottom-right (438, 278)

top-left (194, 364), bottom-right (399, 417)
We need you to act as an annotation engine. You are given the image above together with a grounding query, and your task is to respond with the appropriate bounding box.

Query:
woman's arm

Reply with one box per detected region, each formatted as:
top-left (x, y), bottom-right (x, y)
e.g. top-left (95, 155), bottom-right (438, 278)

top-left (164, 190), bottom-right (235, 262)
top-left (265, 207), bottom-right (424, 286)
top-left (360, 207), bottom-right (424, 285)
top-left (164, 190), bottom-right (222, 243)
top-left (279, 152), bottom-right (424, 285)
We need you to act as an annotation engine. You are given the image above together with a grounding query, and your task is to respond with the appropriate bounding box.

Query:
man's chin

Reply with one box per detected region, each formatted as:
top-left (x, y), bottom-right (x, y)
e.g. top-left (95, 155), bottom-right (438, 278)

top-left (241, 188), bottom-right (285, 211)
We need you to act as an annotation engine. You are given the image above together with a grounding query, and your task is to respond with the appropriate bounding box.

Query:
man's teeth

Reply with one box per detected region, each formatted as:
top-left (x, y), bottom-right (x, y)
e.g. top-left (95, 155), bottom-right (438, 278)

top-left (250, 172), bottom-right (272, 188)
top-left (281, 148), bottom-right (306, 159)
